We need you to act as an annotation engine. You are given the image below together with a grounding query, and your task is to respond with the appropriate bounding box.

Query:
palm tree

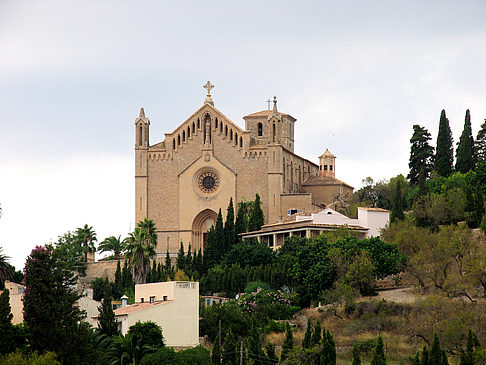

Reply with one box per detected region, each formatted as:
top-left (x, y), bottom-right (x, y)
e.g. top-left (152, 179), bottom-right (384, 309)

top-left (76, 224), bottom-right (97, 261)
top-left (106, 333), bottom-right (154, 365)
top-left (98, 236), bottom-right (126, 260)
top-left (124, 220), bottom-right (158, 284)
top-left (0, 247), bottom-right (13, 282)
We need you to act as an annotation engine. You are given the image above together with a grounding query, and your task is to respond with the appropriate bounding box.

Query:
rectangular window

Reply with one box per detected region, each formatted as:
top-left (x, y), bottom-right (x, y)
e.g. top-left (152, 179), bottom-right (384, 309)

top-left (163, 295), bottom-right (168, 301)
top-left (330, 165), bottom-right (333, 170)
top-left (140, 298), bottom-right (144, 303)
top-left (324, 165), bottom-right (328, 170)
top-left (150, 296), bottom-right (155, 304)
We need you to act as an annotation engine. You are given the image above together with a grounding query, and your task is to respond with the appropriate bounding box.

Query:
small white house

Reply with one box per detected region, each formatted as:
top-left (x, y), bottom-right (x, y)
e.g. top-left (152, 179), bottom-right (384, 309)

top-left (109, 281), bottom-right (199, 348)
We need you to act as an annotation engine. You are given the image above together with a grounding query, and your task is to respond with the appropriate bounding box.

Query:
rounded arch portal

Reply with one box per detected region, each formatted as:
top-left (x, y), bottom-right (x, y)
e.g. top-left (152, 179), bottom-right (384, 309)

top-left (191, 209), bottom-right (218, 252)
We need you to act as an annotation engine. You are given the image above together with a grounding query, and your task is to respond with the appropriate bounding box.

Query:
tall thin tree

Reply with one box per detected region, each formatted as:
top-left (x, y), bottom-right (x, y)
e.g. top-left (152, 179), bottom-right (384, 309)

top-left (456, 109), bottom-right (475, 173)
top-left (435, 109), bottom-right (454, 177)
top-left (408, 125), bottom-right (434, 186)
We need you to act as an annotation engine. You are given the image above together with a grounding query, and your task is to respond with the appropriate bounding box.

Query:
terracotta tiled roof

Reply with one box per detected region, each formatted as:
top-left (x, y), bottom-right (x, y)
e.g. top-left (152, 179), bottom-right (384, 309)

top-left (113, 301), bottom-right (172, 316)
top-left (243, 110), bottom-right (292, 118)
top-left (302, 175), bottom-right (354, 189)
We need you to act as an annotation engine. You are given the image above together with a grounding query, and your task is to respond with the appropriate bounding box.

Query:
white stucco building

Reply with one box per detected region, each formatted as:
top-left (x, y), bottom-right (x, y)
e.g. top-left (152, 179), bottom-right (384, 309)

top-left (110, 281), bottom-right (199, 348)
top-left (241, 207), bottom-right (390, 248)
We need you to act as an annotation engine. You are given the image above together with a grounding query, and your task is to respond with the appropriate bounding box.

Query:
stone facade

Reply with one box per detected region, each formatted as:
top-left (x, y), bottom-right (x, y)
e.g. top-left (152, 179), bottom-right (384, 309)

top-left (134, 85), bottom-right (353, 255)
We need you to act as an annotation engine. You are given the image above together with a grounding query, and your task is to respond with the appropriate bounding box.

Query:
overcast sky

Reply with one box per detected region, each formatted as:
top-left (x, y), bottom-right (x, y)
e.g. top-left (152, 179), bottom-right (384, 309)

top-left (1, 0), bottom-right (486, 269)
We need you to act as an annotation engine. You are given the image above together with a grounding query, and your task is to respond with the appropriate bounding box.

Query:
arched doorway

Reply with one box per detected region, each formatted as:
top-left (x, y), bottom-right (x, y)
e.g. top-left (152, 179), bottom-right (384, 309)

top-left (192, 209), bottom-right (218, 252)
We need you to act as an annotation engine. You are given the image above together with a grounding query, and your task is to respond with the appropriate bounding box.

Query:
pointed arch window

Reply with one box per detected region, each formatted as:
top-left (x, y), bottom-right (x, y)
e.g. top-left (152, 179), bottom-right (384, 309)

top-left (257, 122), bottom-right (263, 136)
top-left (138, 124), bottom-right (143, 146)
top-left (173, 139), bottom-right (176, 150)
top-left (220, 122), bottom-right (223, 133)
top-left (197, 118), bottom-right (200, 129)
top-left (230, 130), bottom-right (233, 140)
top-left (187, 126), bottom-right (190, 138)
top-left (178, 135), bottom-right (181, 146)
top-left (215, 118), bottom-right (218, 129)
top-left (225, 125), bottom-right (228, 136)
top-left (192, 122), bottom-right (195, 134)
top-left (182, 131), bottom-right (186, 142)
top-left (234, 133), bottom-right (238, 145)
top-left (239, 137), bottom-right (243, 148)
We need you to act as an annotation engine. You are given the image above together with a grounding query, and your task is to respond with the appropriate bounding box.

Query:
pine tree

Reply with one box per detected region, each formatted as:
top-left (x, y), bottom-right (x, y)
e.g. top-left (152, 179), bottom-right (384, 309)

top-left (391, 179), bottom-right (405, 222)
top-left (310, 320), bottom-right (322, 347)
top-left (249, 194), bottom-right (265, 232)
top-left (281, 322), bottom-right (293, 362)
top-left (302, 318), bottom-right (312, 349)
top-left (321, 329), bottom-right (336, 365)
top-left (475, 119), bottom-right (486, 163)
top-left (352, 344), bottom-right (362, 365)
top-left (222, 329), bottom-right (237, 365)
top-left (421, 346), bottom-right (429, 365)
top-left (370, 336), bottom-right (386, 365)
top-left (435, 109), bottom-right (454, 177)
top-left (456, 109), bottom-right (475, 173)
top-left (224, 198), bottom-right (236, 250)
top-left (430, 333), bottom-right (448, 365)
top-left (212, 332), bottom-right (221, 364)
top-left (176, 242), bottom-right (186, 271)
top-left (248, 330), bottom-right (265, 365)
top-left (97, 296), bottom-right (119, 337)
top-left (409, 125), bottom-right (435, 186)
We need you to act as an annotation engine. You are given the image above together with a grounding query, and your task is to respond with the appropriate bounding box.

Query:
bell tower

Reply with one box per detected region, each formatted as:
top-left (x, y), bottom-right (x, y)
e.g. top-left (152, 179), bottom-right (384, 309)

top-left (319, 149), bottom-right (336, 177)
top-left (135, 108), bottom-right (150, 222)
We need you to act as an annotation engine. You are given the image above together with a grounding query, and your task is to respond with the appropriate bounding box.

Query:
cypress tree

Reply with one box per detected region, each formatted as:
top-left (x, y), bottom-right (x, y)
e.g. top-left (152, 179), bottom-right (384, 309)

top-left (265, 342), bottom-right (278, 363)
top-left (370, 336), bottom-right (386, 365)
top-left (195, 248), bottom-right (203, 274)
top-left (113, 259), bottom-right (122, 297)
top-left (391, 179), bottom-right (405, 222)
top-left (321, 329), bottom-right (337, 365)
top-left (475, 119), bottom-right (486, 163)
top-left (212, 332), bottom-right (221, 364)
top-left (456, 109), bottom-right (475, 173)
top-left (421, 346), bottom-right (429, 365)
top-left (97, 296), bottom-right (119, 337)
top-left (430, 333), bottom-right (448, 365)
top-left (0, 288), bottom-right (16, 354)
top-left (165, 249), bottom-right (173, 276)
top-left (249, 193), bottom-right (265, 232)
top-left (215, 209), bottom-right (225, 259)
top-left (408, 125), bottom-right (435, 186)
top-left (281, 322), bottom-right (293, 362)
top-left (235, 201), bottom-right (249, 237)
top-left (121, 260), bottom-right (133, 290)
top-left (248, 330), bottom-right (265, 364)
top-left (310, 320), bottom-right (322, 347)
top-left (352, 344), bottom-right (362, 365)
top-left (224, 198), bottom-right (236, 250)
top-left (203, 226), bottom-right (217, 271)
top-left (302, 318), bottom-right (312, 349)
top-left (435, 109), bottom-right (454, 177)
top-left (176, 242), bottom-right (186, 271)
top-left (186, 244), bottom-right (193, 273)
top-left (469, 182), bottom-right (485, 228)
top-left (222, 329), bottom-right (237, 365)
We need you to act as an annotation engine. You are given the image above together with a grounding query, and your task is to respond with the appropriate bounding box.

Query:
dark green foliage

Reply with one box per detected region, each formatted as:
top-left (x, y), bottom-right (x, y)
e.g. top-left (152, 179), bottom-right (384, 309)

top-left (0, 289), bottom-right (19, 354)
top-left (281, 322), bottom-right (293, 361)
top-left (352, 344), bottom-right (362, 365)
top-left (127, 321), bottom-right (165, 349)
top-left (247, 328), bottom-right (265, 364)
top-left (107, 332), bottom-right (154, 365)
top-left (310, 320), bottom-right (322, 347)
top-left (23, 246), bottom-right (93, 364)
top-left (222, 329), bottom-right (237, 365)
top-left (141, 346), bottom-right (178, 365)
top-left (97, 296), bottom-right (119, 337)
top-left (265, 342), bottom-right (278, 363)
top-left (249, 193), bottom-right (265, 232)
top-left (321, 329), bottom-right (337, 365)
top-left (302, 318), bottom-right (312, 349)
top-left (421, 346), bottom-right (430, 365)
top-left (370, 336), bottom-right (386, 365)
top-left (475, 119), bottom-right (486, 163)
top-left (91, 277), bottom-right (112, 301)
top-left (122, 259), bottom-right (134, 289)
top-left (429, 333), bottom-right (448, 365)
top-left (177, 241), bottom-right (186, 271)
top-left (466, 182), bottom-right (485, 228)
top-left (408, 125), bottom-right (434, 186)
top-left (113, 259), bottom-right (123, 298)
top-left (235, 200), bottom-right (251, 236)
top-left (460, 329), bottom-right (482, 365)
top-left (456, 110), bottom-right (475, 173)
top-left (391, 179), bottom-right (405, 222)
top-left (224, 197), bottom-right (237, 249)
top-left (221, 241), bottom-right (277, 267)
top-left (176, 345), bottom-right (212, 365)
top-left (200, 302), bottom-right (253, 341)
top-left (435, 109), bottom-right (454, 177)
top-left (212, 332), bottom-right (221, 364)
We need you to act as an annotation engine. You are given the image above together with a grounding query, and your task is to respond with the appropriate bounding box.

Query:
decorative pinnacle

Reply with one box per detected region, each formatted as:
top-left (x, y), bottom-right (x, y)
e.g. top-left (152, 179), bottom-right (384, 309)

top-left (272, 95), bottom-right (278, 116)
top-left (203, 81), bottom-right (215, 106)
top-left (139, 107), bottom-right (145, 118)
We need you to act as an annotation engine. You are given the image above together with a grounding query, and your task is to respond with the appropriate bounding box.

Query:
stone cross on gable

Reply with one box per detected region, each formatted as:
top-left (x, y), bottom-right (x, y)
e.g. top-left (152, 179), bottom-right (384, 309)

top-left (203, 81), bottom-right (214, 96)
top-left (267, 99), bottom-right (272, 110)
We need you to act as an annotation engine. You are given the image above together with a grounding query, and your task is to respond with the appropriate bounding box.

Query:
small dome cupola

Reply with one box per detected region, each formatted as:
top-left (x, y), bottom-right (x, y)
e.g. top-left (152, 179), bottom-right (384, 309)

top-left (319, 149), bottom-right (336, 177)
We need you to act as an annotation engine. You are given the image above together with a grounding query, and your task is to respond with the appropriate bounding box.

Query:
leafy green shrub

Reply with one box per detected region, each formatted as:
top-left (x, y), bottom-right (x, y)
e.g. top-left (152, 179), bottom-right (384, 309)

top-left (263, 320), bottom-right (287, 334)
top-left (244, 281), bottom-right (272, 293)
top-left (237, 288), bottom-right (300, 321)
top-left (0, 351), bottom-right (60, 365)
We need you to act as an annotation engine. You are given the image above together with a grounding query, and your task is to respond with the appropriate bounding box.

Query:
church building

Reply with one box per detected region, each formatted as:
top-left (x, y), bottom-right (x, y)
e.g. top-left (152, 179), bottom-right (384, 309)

top-left (134, 82), bottom-right (353, 255)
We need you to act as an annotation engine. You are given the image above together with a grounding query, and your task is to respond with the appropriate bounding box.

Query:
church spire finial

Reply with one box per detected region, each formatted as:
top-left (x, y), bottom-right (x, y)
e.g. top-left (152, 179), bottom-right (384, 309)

top-left (272, 95), bottom-right (278, 116)
top-left (203, 81), bottom-right (215, 106)
top-left (139, 107), bottom-right (145, 118)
